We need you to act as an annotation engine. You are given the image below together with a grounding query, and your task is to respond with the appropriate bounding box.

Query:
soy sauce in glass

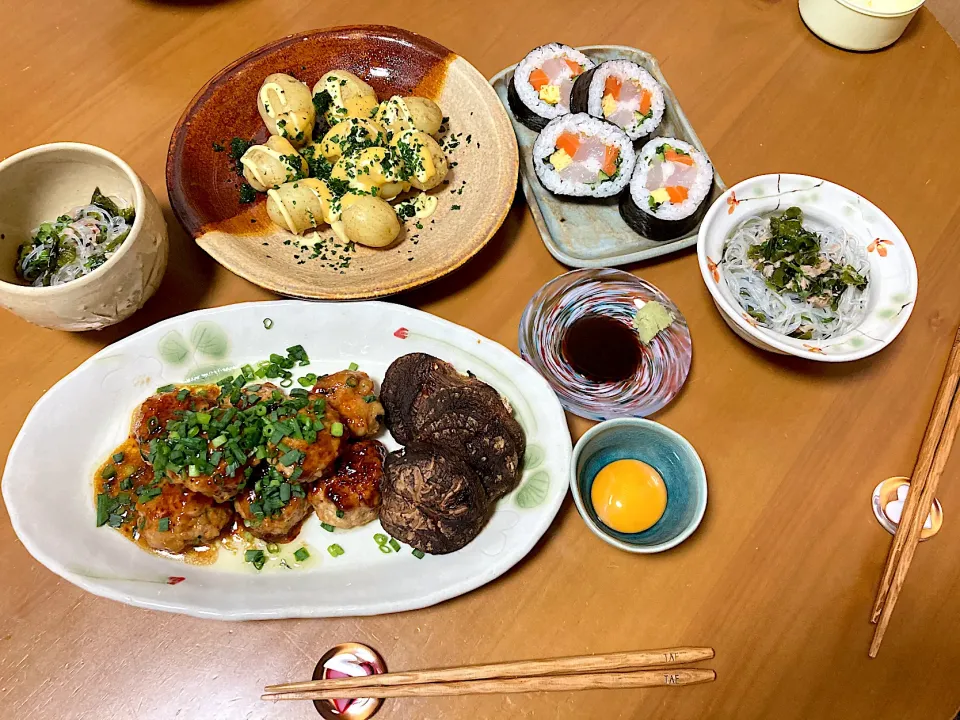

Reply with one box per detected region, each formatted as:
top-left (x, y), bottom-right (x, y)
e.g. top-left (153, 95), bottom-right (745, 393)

top-left (561, 313), bottom-right (642, 383)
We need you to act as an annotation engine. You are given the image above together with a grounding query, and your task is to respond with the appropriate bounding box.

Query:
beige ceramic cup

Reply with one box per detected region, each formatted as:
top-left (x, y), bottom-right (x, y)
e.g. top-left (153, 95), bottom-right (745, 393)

top-left (0, 143), bottom-right (168, 331)
top-left (799, 0), bottom-right (925, 51)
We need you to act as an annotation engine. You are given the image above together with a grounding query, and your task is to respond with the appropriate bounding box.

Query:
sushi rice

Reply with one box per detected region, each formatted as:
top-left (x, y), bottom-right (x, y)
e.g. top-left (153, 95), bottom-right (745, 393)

top-left (620, 136), bottom-right (714, 240)
top-left (533, 114), bottom-right (635, 198)
top-left (629, 137), bottom-right (712, 221)
top-left (572, 60), bottom-right (665, 141)
top-left (509, 43), bottom-right (595, 130)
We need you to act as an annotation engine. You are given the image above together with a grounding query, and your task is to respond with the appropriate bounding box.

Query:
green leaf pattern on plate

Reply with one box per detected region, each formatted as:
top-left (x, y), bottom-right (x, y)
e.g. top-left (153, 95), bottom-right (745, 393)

top-left (190, 322), bottom-right (229, 358)
top-left (515, 445), bottom-right (548, 509)
top-left (516, 471), bottom-right (549, 509)
top-left (158, 331), bottom-right (190, 365)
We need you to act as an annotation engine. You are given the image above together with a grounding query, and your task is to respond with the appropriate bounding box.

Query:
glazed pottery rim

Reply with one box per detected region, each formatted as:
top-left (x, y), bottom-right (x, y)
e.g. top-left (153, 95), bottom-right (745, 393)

top-left (697, 172), bottom-right (918, 363)
top-left (0, 142), bottom-right (146, 296)
top-left (569, 417), bottom-right (707, 554)
top-left (518, 267), bottom-right (692, 420)
top-left (832, 0), bottom-right (925, 18)
top-left (165, 24), bottom-right (519, 301)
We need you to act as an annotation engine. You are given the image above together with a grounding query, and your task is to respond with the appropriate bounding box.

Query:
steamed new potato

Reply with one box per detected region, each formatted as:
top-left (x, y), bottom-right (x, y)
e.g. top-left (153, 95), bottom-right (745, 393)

top-left (253, 67), bottom-right (451, 244)
top-left (319, 118), bottom-right (388, 161)
top-left (375, 96), bottom-right (443, 138)
top-left (342, 196), bottom-right (401, 248)
top-left (392, 130), bottom-right (448, 191)
top-left (314, 70), bottom-right (379, 124)
top-left (240, 136), bottom-right (306, 192)
top-left (257, 73), bottom-right (315, 147)
top-left (403, 97), bottom-right (443, 137)
top-left (266, 179), bottom-right (334, 234)
top-left (332, 147), bottom-right (410, 199)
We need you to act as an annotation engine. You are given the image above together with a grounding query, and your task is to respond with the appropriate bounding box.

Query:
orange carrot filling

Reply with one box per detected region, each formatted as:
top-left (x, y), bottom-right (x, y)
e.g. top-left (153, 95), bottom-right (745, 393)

top-left (604, 76), bottom-right (622, 101)
top-left (601, 146), bottom-right (620, 176)
top-left (564, 58), bottom-right (583, 76)
top-left (665, 186), bottom-right (689, 203)
top-left (556, 132), bottom-right (581, 157)
top-left (665, 148), bottom-right (694, 166)
top-left (529, 68), bottom-right (550, 91)
top-left (639, 88), bottom-right (653, 116)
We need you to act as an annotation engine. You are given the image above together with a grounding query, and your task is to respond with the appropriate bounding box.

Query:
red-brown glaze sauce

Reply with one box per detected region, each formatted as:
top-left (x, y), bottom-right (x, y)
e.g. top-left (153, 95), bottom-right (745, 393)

top-left (95, 384), bottom-right (387, 565)
top-left (322, 439), bottom-right (386, 511)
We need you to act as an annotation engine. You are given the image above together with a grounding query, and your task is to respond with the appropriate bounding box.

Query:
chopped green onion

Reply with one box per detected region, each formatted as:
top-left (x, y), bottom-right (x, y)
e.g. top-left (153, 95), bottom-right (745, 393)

top-left (294, 547), bottom-right (310, 562)
top-left (363, 395), bottom-right (377, 403)
top-left (176, 388), bottom-right (190, 401)
top-left (211, 434), bottom-right (228, 448)
top-left (374, 533), bottom-right (388, 544)
top-left (345, 377), bottom-right (358, 388)
top-left (156, 384), bottom-right (175, 393)
top-left (330, 422), bottom-right (344, 437)
top-left (95, 493), bottom-right (114, 527)
top-left (188, 464), bottom-right (200, 477)
top-left (327, 544), bottom-right (345, 557)
top-left (266, 543), bottom-right (280, 554)
top-left (280, 378), bottom-right (293, 388)
top-left (158, 517), bottom-right (170, 532)
top-left (348, 362), bottom-right (359, 372)
top-left (241, 364), bottom-right (255, 378)
top-left (112, 452), bottom-right (125, 463)
top-left (412, 549), bottom-right (425, 559)
top-left (278, 449), bottom-right (302, 466)
top-left (263, 318), bottom-right (274, 329)
top-left (321, 522), bottom-right (335, 532)
top-left (101, 465), bottom-right (117, 480)
top-left (335, 509), bottom-right (344, 518)
top-left (245, 549), bottom-right (266, 570)
top-left (297, 376), bottom-right (313, 387)
top-left (389, 538), bottom-right (401, 552)
top-left (195, 412), bottom-right (211, 425)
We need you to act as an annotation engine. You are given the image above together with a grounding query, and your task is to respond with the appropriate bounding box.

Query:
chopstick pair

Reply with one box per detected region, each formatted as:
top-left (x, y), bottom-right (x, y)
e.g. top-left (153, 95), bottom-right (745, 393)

top-left (869, 323), bottom-right (960, 656)
top-left (262, 647), bottom-right (716, 701)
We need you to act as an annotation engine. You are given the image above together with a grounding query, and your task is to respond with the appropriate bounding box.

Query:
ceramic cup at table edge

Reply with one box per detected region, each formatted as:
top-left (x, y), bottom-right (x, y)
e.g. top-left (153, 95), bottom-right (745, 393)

top-left (0, 142), bottom-right (168, 331)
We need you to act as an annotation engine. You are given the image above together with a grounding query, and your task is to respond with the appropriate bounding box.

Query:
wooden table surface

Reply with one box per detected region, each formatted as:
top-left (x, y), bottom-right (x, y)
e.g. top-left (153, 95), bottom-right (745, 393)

top-left (2, 1), bottom-right (960, 718)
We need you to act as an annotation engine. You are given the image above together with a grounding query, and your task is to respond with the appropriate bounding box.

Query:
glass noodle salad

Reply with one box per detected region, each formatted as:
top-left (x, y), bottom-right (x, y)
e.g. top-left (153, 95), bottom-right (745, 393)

top-left (721, 207), bottom-right (869, 340)
top-left (15, 188), bottom-right (135, 287)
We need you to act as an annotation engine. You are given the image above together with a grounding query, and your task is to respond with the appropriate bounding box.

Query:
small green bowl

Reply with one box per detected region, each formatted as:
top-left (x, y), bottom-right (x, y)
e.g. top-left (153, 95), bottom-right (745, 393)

top-left (570, 418), bottom-right (707, 553)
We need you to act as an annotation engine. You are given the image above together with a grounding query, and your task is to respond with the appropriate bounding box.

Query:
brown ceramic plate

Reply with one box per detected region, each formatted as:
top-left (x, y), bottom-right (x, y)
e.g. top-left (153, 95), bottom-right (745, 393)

top-left (166, 25), bottom-right (518, 300)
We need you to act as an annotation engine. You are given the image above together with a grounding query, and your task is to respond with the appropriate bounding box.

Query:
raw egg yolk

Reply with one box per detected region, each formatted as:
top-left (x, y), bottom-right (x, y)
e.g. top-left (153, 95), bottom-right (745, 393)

top-left (591, 459), bottom-right (667, 534)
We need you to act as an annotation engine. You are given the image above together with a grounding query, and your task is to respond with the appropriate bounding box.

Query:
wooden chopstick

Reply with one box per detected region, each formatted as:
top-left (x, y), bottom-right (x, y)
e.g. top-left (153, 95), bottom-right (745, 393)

top-left (263, 647), bottom-right (714, 694)
top-left (261, 668), bottom-right (716, 700)
top-left (869, 377), bottom-right (960, 656)
top-left (871, 324), bottom-right (960, 622)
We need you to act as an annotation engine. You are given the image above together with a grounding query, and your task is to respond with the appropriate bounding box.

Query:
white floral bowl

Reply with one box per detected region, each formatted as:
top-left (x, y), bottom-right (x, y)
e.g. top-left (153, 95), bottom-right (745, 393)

top-left (0, 143), bottom-right (168, 331)
top-left (696, 173), bottom-right (917, 362)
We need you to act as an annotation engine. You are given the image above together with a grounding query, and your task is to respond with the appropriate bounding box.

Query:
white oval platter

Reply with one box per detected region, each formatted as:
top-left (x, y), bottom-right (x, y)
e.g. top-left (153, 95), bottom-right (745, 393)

top-left (2, 300), bottom-right (571, 620)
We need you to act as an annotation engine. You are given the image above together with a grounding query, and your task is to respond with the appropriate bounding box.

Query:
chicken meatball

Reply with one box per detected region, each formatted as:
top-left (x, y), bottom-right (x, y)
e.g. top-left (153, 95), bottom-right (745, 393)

top-left (313, 370), bottom-right (385, 437)
top-left (274, 396), bottom-right (345, 482)
top-left (234, 487), bottom-right (312, 543)
top-left (136, 482), bottom-right (232, 554)
top-left (308, 439), bottom-right (385, 529)
top-left (132, 384), bottom-right (220, 444)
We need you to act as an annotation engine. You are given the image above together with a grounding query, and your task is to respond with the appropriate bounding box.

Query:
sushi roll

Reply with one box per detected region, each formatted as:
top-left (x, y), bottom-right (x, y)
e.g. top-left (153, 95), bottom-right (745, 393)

top-left (508, 43), bottom-right (596, 131)
top-left (570, 60), bottom-right (665, 141)
top-left (620, 137), bottom-right (714, 241)
top-left (533, 114), bottom-right (635, 198)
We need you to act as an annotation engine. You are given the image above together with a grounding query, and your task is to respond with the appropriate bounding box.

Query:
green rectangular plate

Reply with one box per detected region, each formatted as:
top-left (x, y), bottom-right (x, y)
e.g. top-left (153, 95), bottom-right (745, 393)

top-left (491, 45), bottom-right (726, 268)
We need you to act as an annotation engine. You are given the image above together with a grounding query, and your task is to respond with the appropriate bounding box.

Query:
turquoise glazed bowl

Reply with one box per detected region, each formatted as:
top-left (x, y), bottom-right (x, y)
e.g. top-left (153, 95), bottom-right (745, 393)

top-left (571, 418), bottom-right (707, 553)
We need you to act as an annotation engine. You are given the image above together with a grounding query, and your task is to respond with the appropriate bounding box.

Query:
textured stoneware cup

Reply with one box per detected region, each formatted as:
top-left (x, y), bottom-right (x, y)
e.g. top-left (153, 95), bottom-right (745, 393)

top-left (0, 143), bottom-right (168, 331)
